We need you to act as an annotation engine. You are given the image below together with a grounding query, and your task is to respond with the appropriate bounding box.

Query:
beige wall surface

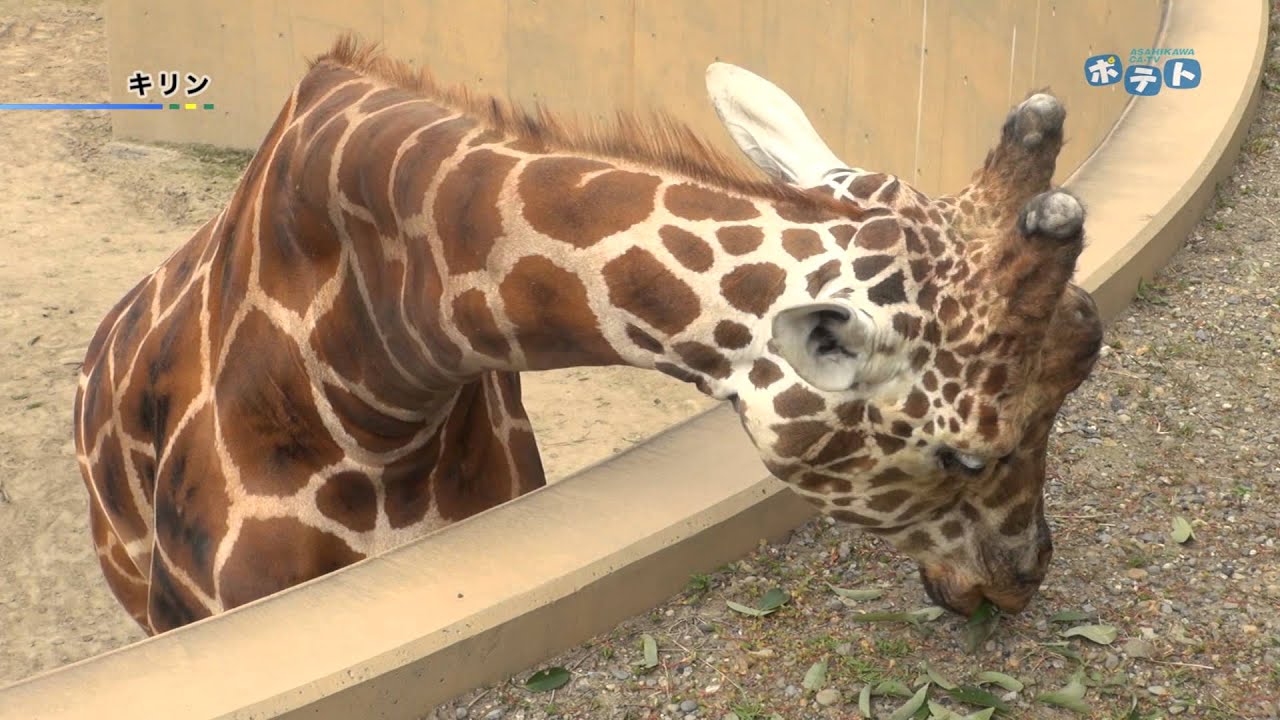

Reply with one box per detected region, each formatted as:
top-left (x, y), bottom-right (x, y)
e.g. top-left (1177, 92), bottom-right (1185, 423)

top-left (105, 0), bottom-right (1162, 196)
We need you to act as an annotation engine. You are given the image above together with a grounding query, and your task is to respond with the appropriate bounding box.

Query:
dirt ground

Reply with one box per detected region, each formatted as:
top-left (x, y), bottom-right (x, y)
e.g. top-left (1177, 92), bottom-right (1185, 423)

top-left (0, 0), bottom-right (712, 686)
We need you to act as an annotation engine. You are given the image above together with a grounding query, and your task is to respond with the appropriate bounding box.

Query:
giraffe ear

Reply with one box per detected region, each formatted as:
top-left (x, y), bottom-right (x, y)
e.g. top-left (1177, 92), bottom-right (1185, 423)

top-left (771, 301), bottom-right (877, 392)
top-left (705, 61), bottom-right (849, 189)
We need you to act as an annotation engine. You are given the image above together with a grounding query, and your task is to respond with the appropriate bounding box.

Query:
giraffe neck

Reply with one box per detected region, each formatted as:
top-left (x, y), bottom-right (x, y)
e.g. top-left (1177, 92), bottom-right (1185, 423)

top-left (268, 66), bottom-right (895, 403)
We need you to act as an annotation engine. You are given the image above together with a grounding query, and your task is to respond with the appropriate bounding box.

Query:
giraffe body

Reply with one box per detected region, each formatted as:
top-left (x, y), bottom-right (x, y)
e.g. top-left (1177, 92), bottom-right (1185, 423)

top-left (76, 38), bottom-right (1101, 634)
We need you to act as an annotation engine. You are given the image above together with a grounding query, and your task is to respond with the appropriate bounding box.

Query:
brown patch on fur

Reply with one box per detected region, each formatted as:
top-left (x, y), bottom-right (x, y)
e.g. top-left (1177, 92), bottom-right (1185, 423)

top-left (716, 225), bottom-right (764, 255)
top-left (665, 183), bottom-right (760, 221)
top-left (902, 389), bottom-right (930, 418)
top-left (219, 516), bottom-right (364, 610)
top-left (436, 149), bottom-right (520, 273)
top-left (749, 358), bottom-right (785, 388)
top-left (660, 225), bottom-right (715, 272)
top-left (853, 254), bottom-right (894, 281)
top-left (452, 289), bottom-right (512, 362)
top-left (771, 420), bottom-right (831, 458)
top-left (721, 263), bottom-right (786, 317)
top-left (829, 224), bottom-right (857, 249)
top-left (322, 381), bottom-right (424, 454)
top-left (847, 173), bottom-right (888, 199)
top-left (603, 247), bottom-right (701, 335)
top-left (714, 320), bottom-right (753, 350)
top-left (854, 218), bottom-right (902, 251)
top-left (220, 309), bottom-right (345, 496)
top-left (806, 259), bottom-right (842, 298)
top-left (316, 471), bottom-right (379, 532)
top-left (773, 383), bottom-right (826, 418)
top-left (674, 341), bottom-right (731, 379)
top-left (501, 256), bottom-right (624, 368)
top-left (782, 228), bottom-right (824, 260)
top-left (627, 324), bottom-right (665, 353)
top-left (520, 157), bottom-right (661, 247)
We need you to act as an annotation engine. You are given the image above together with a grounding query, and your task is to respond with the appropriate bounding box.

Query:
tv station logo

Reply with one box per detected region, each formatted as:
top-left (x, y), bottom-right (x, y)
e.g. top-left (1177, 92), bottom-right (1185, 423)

top-left (1084, 49), bottom-right (1200, 97)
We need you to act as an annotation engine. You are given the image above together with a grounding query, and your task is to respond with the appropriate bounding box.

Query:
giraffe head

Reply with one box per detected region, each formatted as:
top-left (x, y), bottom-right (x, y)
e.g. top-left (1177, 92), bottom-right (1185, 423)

top-left (704, 63), bottom-right (1103, 615)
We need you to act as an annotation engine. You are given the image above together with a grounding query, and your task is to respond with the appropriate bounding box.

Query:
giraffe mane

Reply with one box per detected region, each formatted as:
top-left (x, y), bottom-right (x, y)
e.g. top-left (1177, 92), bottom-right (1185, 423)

top-left (309, 32), bottom-right (853, 213)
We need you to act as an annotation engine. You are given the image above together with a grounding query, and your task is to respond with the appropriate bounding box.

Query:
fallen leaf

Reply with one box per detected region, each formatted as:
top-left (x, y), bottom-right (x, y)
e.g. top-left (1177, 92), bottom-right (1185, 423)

top-left (757, 587), bottom-right (791, 612)
top-left (848, 611), bottom-right (925, 624)
top-left (828, 583), bottom-right (884, 601)
top-left (874, 679), bottom-right (915, 698)
top-left (922, 662), bottom-right (957, 690)
top-left (927, 700), bottom-right (962, 720)
top-left (1048, 610), bottom-right (1094, 624)
top-left (726, 600), bottom-right (770, 617)
top-left (859, 684), bottom-right (873, 717)
top-left (888, 683), bottom-right (931, 720)
top-left (1061, 624), bottom-right (1118, 645)
top-left (1171, 516), bottom-right (1195, 543)
top-left (963, 600), bottom-right (1001, 653)
top-left (1036, 676), bottom-right (1090, 714)
top-left (641, 634), bottom-right (658, 669)
top-left (524, 666), bottom-right (570, 692)
top-left (974, 671), bottom-right (1024, 692)
top-left (803, 658), bottom-right (829, 691)
top-left (945, 685), bottom-right (1010, 713)
top-left (913, 606), bottom-right (946, 622)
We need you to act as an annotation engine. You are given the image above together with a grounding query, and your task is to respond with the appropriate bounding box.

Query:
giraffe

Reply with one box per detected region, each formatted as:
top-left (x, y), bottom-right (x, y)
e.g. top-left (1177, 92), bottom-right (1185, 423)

top-left (74, 35), bottom-right (1101, 635)
top-left (705, 62), bottom-right (1103, 615)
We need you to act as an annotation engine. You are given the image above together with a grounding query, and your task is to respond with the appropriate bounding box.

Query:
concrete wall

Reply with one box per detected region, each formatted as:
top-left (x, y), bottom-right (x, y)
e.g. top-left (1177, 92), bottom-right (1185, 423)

top-left (104, 0), bottom-right (1162, 196)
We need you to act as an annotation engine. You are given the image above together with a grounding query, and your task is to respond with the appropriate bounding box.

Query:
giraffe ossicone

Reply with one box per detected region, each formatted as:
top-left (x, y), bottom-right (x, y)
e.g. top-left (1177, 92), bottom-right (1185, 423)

top-left (74, 37), bottom-right (1102, 636)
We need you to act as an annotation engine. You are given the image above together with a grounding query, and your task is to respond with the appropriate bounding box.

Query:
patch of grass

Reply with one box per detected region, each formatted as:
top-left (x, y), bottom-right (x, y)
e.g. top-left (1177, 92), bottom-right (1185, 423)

top-left (1245, 135), bottom-right (1274, 158)
top-left (685, 573), bottom-right (713, 597)
top-left (160, 141), bottom-right (254, 181)
top-left (1231, 484), bottom-right (1252, 498)
top-left (839, 655), bottom-right (888, 684)
top-left (1126, 553), bottom-right (1151, 568)
top-left (729, 700), bottom-right (768, 719)
top-left (875, 637), bottom-right (912, 658)
top-left (1134, 278), bottom-right (1169, 306)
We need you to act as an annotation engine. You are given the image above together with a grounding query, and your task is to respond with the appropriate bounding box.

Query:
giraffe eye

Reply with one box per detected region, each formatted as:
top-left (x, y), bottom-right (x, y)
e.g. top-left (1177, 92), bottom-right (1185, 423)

top-left (938, 448), bottom-right (987, 474)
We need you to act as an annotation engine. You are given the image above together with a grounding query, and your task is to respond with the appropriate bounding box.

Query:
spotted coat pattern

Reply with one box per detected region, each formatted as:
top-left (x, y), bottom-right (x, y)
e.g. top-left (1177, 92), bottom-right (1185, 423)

top-left (75, 37), bottom-right (1101, 633)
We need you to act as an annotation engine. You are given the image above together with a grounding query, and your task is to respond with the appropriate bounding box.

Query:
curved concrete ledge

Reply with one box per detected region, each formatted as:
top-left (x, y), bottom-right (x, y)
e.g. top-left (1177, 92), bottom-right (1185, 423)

top-left (0, 1), bottom-right (1267, 717)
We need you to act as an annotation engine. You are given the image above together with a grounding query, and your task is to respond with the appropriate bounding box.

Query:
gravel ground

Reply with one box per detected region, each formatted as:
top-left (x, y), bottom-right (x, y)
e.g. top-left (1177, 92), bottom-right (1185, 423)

top-left (424, 16), bottom-right (1280, 720)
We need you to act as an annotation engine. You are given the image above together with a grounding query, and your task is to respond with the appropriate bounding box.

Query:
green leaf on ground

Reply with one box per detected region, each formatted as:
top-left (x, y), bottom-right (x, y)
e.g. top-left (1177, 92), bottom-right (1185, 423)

top-left (1048, 610), bottom-right (1094, 624)
top-left (1061, 624), bottom-right (1118, 645)
top-left (757, 587), bottom-right (791, 612)
top-left (927, 700), bottom-right (961, 720)
top-left (859, 684), bottom-right (873, 717)
top-left (1171, 516), bottom-right (1195, 543)
top-left (524, 666), bottom-right (571, 692)
top-left (803, 658), bottom-right (829, 691)
top-left (913, 606), bottom-right (947, 622)
top-left (922, 662), bottom-right (957, 690)
top-left (974, 671), bottom-right (1023, 692)
top-left (963, 600), bottom-right (1001, 653)
top-left (640, 634), bottom-right (658, 669)
top-left (888, 683), bottom-right (931, 720)
top-left (828, 583), bottom-right (884, 601)
top-left (874, 679), bottom-right (915, 698)
top-left (1035, 676), bottom-right (1090, 714)
top-left (945, 685), bottom-right (1010, 713)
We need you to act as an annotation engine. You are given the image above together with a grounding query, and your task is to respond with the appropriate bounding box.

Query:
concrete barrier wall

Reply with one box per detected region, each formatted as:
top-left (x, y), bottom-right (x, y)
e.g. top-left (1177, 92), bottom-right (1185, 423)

top-left (104, 0), bottom-right (1161, 196)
